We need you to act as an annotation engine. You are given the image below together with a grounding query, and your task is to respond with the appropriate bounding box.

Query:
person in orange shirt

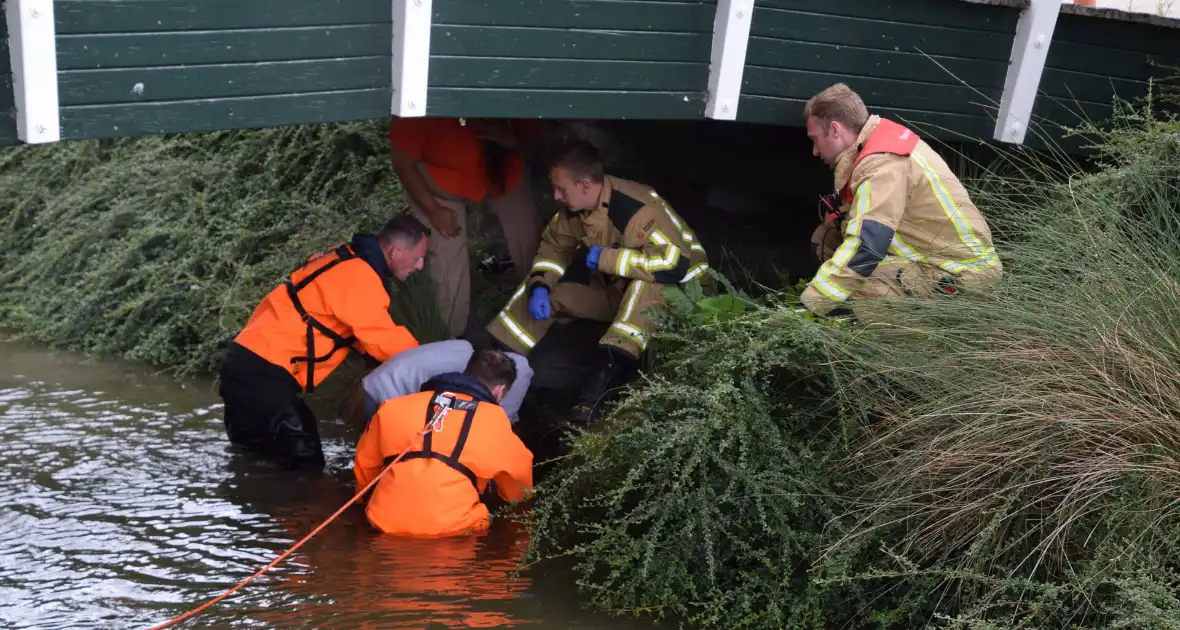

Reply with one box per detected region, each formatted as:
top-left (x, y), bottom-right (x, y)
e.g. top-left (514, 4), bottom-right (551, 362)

top-left (388, 117), bottom-right (546, 337)
top-left (219, 215), bottom-right (431, 469)
top-left (353, 348), bottom-right (534, 537)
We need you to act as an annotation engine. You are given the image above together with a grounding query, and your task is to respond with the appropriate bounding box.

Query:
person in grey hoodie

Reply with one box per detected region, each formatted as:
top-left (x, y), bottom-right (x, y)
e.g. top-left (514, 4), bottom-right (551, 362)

top-left (359, 338), bottom-right (533, 423)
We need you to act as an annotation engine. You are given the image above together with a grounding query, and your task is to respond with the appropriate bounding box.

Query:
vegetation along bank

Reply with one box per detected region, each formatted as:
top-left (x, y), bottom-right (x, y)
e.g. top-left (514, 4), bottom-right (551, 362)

top-left (2, 82), bottom-right (1180, 628)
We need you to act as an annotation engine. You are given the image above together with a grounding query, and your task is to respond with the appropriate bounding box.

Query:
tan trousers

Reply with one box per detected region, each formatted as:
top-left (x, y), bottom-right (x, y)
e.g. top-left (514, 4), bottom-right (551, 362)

top-left (405, 163), bottom-right (543, 336)
top-left (487, 272), bottom-right (670, 360)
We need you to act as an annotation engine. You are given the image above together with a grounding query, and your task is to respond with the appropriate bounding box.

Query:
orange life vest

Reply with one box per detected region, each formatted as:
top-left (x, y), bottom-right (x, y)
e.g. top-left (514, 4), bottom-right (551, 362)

top-left (233, 243), bottom-right (419, 393)
top-left (839, 118), bottom-right (921, 204)
top-left (354, 385), bottom-right (534, 538)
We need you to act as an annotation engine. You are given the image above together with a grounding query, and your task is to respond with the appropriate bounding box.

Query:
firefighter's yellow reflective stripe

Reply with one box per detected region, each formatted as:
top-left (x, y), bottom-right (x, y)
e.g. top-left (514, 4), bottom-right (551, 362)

top-left (660, 206), bottom-right (702, 249)
top-left (811, 238), bottom-right (856, 301)
top-left (844, 179), bottom-right (871, 237)
top-left (889, 233), bottom-right (927, 264)
top-left (616, 249), bottom-right (645, 276)
top-left (645, 230), bottom-right (679, 272)
top-left (806, 182), bottom-right (867, 301)
top-left (618, 280), bottom-right (645, 323)
top-left (892, 232), bottom-right (996, 276)
top-left (496, 284), bottom-right (537, 349)
top-left (530, 259), bottom-right (566, 276)
top-left (610, 322), bottom-right (648, 351)
top-left (911, 152), bottom-right (998, 270)
top-left (678, 223), bottom-right (706, 253)
top-left (682, 262), bottom-right (709, 283)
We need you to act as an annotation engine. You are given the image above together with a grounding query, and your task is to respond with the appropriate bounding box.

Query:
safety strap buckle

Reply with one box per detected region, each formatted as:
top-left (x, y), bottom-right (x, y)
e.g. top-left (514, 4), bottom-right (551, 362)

top-left (427, 392), bottom-right (458, 433)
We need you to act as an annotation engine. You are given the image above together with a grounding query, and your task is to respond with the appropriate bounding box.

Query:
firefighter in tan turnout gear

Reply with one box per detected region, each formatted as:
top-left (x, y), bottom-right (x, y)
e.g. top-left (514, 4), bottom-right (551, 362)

top-left (486, 140), bottom-right (710, 424)
top-left (800, 83), bottom-right (1002, 317)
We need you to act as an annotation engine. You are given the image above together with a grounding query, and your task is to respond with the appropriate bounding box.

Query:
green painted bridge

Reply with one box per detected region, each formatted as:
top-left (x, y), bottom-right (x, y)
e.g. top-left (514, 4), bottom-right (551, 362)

top-left (3, 0), bottom-right (1178, 151)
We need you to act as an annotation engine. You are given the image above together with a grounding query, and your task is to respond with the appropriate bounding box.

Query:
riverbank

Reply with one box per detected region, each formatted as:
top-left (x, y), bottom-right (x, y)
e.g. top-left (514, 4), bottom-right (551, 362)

top-left (3, 90), bottom-right (1180, 628)
top-left (526, 93), bottom-right (1180, 628)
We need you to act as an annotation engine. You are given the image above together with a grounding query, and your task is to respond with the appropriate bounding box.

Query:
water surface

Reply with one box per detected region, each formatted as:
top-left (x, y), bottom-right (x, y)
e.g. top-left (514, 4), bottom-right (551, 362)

top-left (0, 339), bottom-right (632, 629)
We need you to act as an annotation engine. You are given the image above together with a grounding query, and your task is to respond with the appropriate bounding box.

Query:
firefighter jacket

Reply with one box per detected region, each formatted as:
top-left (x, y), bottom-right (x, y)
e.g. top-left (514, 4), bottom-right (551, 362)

top-left (234, 234), bottom-right (420, 392)
top-left (525, 175), bottom-right (710, 294)
top-left (801, 116), bottom-right (1002, 315)
top-left (353, 372), bottom-right (535, 538)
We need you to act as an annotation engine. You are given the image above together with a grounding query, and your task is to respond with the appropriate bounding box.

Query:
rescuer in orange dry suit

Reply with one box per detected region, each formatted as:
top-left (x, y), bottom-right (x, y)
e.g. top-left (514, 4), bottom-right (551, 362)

top-left (219, 215), bottom-right (431, 469)
top-left (353, 348), bottom-right (534, 538)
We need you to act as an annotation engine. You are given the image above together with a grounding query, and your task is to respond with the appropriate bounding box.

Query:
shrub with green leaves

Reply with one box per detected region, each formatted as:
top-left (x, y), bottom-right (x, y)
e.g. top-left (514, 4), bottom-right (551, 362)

top-left (0, 121), bottom-right (453, 380)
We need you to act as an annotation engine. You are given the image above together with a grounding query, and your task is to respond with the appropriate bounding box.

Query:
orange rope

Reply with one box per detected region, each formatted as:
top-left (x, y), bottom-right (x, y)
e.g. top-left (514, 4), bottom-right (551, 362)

top-left (148, 440), bottom-right (419, 630)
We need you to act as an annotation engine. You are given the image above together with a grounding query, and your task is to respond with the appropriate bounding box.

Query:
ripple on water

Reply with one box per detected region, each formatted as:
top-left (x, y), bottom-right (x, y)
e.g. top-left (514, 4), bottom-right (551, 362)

top-left (0, 352), bottom-right (637, 630)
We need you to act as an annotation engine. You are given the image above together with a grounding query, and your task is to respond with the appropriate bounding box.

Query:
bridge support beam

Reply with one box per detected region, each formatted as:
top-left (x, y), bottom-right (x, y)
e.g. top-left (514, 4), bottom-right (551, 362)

top-left (391, 0), bottom-right (432, 117)
top-left (704, 0), bottom-right (755, 120)
top-left (994, 0), bottom-right (1060, 145)
top-left (6, 0), bottom-right (60, 143)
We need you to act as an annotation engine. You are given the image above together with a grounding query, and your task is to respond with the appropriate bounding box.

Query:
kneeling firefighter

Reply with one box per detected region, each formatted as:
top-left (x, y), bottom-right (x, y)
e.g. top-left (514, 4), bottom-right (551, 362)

top-left (485, 140), bottom-right (711, 424)
top-left (353, 348), bottom-right (534, 538)
top-left (800, 82), bottom-right (1002, 316)
top-left (219, 215), bottom-right (430, 469)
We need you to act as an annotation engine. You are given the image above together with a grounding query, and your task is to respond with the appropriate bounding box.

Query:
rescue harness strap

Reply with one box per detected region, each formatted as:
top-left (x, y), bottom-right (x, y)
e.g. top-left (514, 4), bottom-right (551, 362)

top-left (150, 423), bottom-right (432, 629)
top-left (384, 393), bottom-right (481, 491)
top-left (285, 244), bottom-right (359, 394)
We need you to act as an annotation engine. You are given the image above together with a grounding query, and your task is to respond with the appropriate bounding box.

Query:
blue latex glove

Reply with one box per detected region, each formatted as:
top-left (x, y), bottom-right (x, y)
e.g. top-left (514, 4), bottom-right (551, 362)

top-left (586, 245), bottom-right (603, 270)
top-left (528, 286), bottom-right (551, 320)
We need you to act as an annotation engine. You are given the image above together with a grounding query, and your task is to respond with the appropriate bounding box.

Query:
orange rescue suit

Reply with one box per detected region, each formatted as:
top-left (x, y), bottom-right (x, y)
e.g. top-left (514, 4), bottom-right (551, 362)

top-left (234, 243), bottom-right (419, 392)
top-left (353, 386), bottom-right (534, 538)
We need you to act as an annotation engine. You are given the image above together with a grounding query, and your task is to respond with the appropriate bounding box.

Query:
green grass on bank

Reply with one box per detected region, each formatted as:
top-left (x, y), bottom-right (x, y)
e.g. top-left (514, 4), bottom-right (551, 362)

top-left (524, 91), bottom-right (1180, 629)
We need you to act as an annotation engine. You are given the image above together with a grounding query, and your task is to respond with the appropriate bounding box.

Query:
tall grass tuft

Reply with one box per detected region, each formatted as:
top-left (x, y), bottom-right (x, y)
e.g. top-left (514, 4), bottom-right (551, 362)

top-left (526, 89), bottom-right (1180, 628)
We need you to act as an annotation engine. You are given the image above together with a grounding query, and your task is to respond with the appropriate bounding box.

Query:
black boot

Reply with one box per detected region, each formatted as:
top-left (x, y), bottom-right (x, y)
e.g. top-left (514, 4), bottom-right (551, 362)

top-left (272, 401), bottom-right (326, 470)
top-left (569, 345), bottom-right (639, 425)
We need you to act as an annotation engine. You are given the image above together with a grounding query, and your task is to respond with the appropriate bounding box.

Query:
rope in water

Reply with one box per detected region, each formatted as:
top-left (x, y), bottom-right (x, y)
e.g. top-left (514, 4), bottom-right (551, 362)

top-left (148, 430), bottom-right (429, 630)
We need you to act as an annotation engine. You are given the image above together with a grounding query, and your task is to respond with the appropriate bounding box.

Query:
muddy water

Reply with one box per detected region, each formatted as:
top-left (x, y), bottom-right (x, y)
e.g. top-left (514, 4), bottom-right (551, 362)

top-left (0, 340), bottom-right (633, 629)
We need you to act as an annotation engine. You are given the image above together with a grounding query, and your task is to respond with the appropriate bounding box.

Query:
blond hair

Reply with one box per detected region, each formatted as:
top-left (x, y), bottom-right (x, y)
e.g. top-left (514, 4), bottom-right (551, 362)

top-left (803, 83), bottom-right (870, 134)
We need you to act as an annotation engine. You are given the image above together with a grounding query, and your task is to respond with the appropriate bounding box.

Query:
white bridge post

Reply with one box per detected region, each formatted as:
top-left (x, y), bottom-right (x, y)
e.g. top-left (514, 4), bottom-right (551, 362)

top-left (994, 0), bottom-right (1061, 144)
top-left (391, 0), bottom-right (432, 117)
top-left (704, 0), bottom-right (755, 120)
top-left (6, 0), bottom-right (61, 143)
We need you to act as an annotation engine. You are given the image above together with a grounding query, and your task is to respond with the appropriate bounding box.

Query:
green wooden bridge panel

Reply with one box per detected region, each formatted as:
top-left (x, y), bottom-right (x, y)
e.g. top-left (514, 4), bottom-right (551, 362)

top-left (58, 58), bottom-right (390, 107)
top-left (59, 88), bottom-right (389, 140)
top-left (1032, 13), bottom-right (1180, 140)
top-left (430, 27), bottom-right (712, 62)
top-left (756, 0), bottom-right (1019, 33)
top-left (426, 0), bottom-right (716, 119)
top-left (429, 58), bottom-right (706, 92)
top-left (52, 0), bottom-right (392, 140)
top-left (56, 26), bottom-right (390, 70)
top-left (52, 0), bottom-right (392, 33)
top-left (739, 0), bottom-right (1020, 141)
top-left (431, 0), bottom-right (716, 31)
top-left (428, 88), bottom-right (706, 119)
top-left (746, 39), bottom-right (1010, 92)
